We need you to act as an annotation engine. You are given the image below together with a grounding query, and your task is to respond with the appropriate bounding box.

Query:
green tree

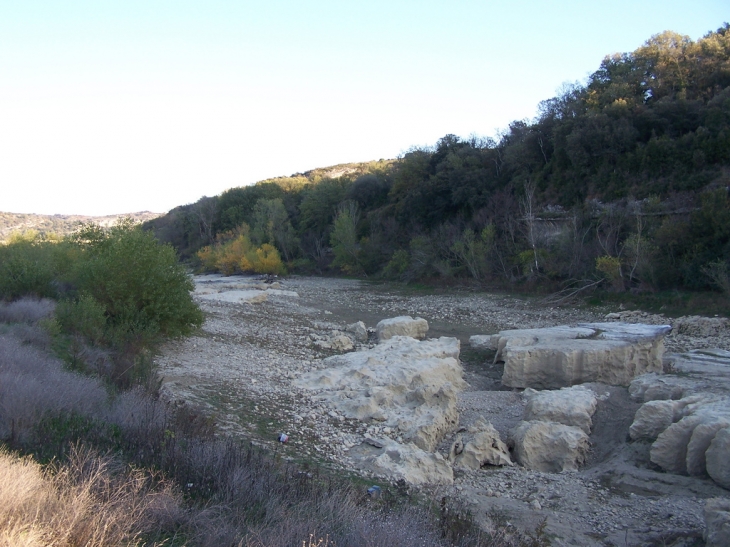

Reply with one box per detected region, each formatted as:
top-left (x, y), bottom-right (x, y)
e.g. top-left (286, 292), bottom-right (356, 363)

top-left (330, 201), bottom-right (362, 274)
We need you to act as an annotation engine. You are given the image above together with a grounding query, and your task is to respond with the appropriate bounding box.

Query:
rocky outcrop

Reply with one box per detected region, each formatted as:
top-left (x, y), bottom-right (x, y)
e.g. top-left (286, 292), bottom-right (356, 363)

top-left (707, 428), bottom-right (730, 489)
top-left (511, 421), bottom-right (589, 473)
top-left (295, 336), bottom-right (465, 452)
top-left (523, 385), bottom-right (598, 434)
top-left (491, 322), bottom-right (671, 389)
top-left (704, 497), bottom-right (730, 547)
top-left (348, 438), bottom-right (454, 485)
top-left (375, 316), bottom-right (428, 342)
top-left (450, 418), bottom-right (512, 469)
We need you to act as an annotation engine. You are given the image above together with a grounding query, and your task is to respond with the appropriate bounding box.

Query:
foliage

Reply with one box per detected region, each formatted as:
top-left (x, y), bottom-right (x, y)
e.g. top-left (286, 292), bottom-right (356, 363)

top-left (197, 230), bottom-right (286, 276)
top-left (330, 201), bottom-right (362, 274)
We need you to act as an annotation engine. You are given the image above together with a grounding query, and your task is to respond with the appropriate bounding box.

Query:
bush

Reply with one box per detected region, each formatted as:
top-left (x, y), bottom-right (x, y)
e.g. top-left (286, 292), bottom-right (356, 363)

top-left (70, 221), bottom-right (203, 340)
top-left (55, 294), bottom-right (107, 346)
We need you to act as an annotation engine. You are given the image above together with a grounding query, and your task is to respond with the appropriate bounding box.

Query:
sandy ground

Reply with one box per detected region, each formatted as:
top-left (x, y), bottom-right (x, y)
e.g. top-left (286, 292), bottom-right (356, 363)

top-left (156, 275), bottom-right (730, 547)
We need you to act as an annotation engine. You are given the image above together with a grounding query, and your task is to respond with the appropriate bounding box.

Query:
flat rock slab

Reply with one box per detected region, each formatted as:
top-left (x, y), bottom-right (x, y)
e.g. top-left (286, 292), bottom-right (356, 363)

top-left (295, 336), bottom-right (466, 452)
top-left (375, 316), bottom-right (428, 342)
top-left (491, 322), bottom-right (671, 389)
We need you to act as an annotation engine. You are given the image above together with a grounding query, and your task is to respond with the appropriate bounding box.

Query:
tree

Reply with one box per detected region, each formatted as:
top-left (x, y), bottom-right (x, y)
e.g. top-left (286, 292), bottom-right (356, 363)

top-left (251, 198), bottom-right (299, 261)
top-left (330, 201), bottom-right (362, 274)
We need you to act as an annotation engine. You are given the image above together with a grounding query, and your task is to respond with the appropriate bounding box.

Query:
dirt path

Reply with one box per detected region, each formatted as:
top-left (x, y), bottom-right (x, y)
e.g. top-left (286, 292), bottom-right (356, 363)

top-left (156, 275), bottom-right (729, 547)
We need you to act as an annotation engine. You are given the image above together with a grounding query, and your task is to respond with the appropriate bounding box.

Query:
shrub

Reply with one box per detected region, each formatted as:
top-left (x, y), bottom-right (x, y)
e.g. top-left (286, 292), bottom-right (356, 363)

top-left (70, 220), bottom-right (203, 340)
top-left (55, 294), bottom-right (107, 346)
top-left (596, 255), bottom-right (624, 291)
top-left (0, 297), bottom-right (55, 324)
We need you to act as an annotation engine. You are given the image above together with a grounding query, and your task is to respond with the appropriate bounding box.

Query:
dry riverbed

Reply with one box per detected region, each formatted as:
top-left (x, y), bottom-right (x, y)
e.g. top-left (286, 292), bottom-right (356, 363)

top-left (156, 275), bottom-right (730, 547)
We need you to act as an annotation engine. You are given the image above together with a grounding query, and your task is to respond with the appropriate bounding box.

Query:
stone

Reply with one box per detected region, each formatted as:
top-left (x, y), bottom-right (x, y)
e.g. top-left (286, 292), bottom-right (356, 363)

top-left (493, 322), bottom-right (671, 389)
top-left (523, 385), bottom-right (598, 434)
top-left (346, 321), bottom-right (368, 343)
top-left (198, 289), bottom-right (268, 304)
top-left (469, 335), bottom-right (494, 350)
top-left (707, 428), bottom-right (730, 489)
top-left (376, 316), bottom-right (428, 342)
top-left (628, 373), bottom-right (689, 402)
top-left (451, 418), bottom-right (513, 469)
top-left (265, 289), bottom-right (299, 298)
top-left (348, 438), bottom-right (453, 486)
top-left (674, 316), bottom-right (729, 337)
top-left (704, 497), bottom-right (730, 547)
top-left (629, 400), bottom-right (681, 441)
top-left (295, 336), bottom-right (465, 452)
top-left (648, 397), bottom-right (730, 478)
top-left (511, 421), bottom-right (590, 473)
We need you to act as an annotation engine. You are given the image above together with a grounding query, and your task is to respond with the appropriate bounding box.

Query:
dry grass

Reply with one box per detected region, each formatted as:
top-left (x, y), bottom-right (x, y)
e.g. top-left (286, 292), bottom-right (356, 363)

top-left (0, 445), bottom-right (180, 547)
top-left (0, 298), bottom-right (55, 325)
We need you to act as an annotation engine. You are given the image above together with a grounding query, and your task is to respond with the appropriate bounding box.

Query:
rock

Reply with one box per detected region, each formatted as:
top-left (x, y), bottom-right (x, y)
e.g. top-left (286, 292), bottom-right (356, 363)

top-left (667, 349), bottom-right (730, 393)
top-left (707, 428), bottom-right (730, 489)
top-left (198, 289), bottom-right (268, 304)
top-left (376, 316), bottom-right (428, 342)
top-left (511, 421), bottom-right (589, 472)
top-left (346, 321), bottom-right (368, 343)
top-left (348, 438), bottom-right (453, 486)
top-left (295, 336), bottom-right (465, 451)
top-left (523, 385), bottom-right (598, 434)
top-left (469, 335), bottom-right (494, 350)
top-left (451, 418), bottom-right (513, 469)
top-left (265, 289), bottom-right (299, 298)
top-left (493, 322), bottom-right (671, 389)
top-left (629, 400), bottom-right (682, 441)
top-left (629, 373), bottom-right (688, 402)
top-left (674, 316), bottom-right (729, 337)
top-left (648, 397), bottom-right (730, 478)
top-left (313, 331), bottom-right (355, 351)
top-left (704, 498), bottom-right (730, 547)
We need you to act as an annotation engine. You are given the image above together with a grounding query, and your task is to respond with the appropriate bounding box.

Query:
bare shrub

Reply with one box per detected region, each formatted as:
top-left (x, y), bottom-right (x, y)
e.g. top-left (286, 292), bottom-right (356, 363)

top-left (0, 297), bottom-right (55, 324)
top-left (0, 333), bottom-right (107, 442)
top-left (0, 445), bottom-right (181, 547)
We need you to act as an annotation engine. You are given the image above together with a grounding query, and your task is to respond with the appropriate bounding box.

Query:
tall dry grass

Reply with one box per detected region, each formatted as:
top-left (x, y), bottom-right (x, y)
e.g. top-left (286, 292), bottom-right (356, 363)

top-left (0, 445), bottom-right (180, 547)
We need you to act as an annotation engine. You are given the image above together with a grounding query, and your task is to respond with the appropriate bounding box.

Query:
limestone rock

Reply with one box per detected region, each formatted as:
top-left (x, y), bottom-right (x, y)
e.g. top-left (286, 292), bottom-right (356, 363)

top-left (648, 397), bottom-right (730, 479)
top-left (346, 321), bottom-right (368, 343)
top-left (629, 373), bottom-right (688, 402)
top-left (511, 421), bottom-right (589, 472)
top-left (313, 331), bottom-right (354, 351)
top-left (198, 289), bottom-right (268, 304)
top-left (469, 335), bottom-right (495, 350)
top-left (629, 400), bottom-right (682, 441)
top-left (674, 316), bottom-right (729, 337)
top-left (704, 497), bottom-right (730, 547)
top-left (707, 428), bottom-right (730, 489)
top-left (295, 336), bottom-right (465, 451)
top-left (348, 438), bottom-right (453, 485)
top-left (523, 385), bottom-right (598, 434)
top-left (493, 322), bottom-right (671, 389)
top-left (452, 418), bottom-right (512, 469)
top-left (376, 316), bottom-right (428, 342)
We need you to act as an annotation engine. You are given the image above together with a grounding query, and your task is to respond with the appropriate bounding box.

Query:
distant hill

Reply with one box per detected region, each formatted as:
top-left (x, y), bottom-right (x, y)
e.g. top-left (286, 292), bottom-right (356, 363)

top-left (0, 211), bottom-right (163, 242)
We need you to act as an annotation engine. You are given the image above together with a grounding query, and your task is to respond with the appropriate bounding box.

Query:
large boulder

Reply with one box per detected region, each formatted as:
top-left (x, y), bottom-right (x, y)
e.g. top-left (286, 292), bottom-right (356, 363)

top-left (629, 373), bottom-right (691, 402)
top-left (523, 385), bottom-right (598, 434)
top-left (295, 336), bottom-right (465, 452)
top-left (704, 497), bottom-right (730, 547)
top-left (346, 321), bottom-right (368, 343)
top-left (450, 418), bottom-right (512, 469)
top-left (629, 399), bottom-right (684, 441)
top-left (644, 396), bottom-right (730, 483)
top-left (348, 438), bottom-right (454, 485)
top-left (707, 428), bottom-right (730, 489)
top-left (376, 316), bottom-right (428, 342)
top-left (511, 421), bottom-right (590, 473)
top-left (493, 322), bottom-right (671, 389)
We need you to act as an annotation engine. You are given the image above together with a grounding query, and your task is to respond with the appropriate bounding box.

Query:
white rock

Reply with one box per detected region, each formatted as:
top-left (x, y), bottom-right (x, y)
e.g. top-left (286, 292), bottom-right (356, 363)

top-left (630, 400), bottom-right (681, 441)
top-left (350, 438), bottom-right (453, 485)
top-left (687, 418), bottom-right (730, 476)
top-left (704, 497), bottom-right (730, 547)
top-left (523, 385), bottom-right (598, 434)
top-left (376, 316), bottom-right (429, 342)
top-left (451, 418), bottom-right (512, 469)
top-left (511, 421), bottom-right (589, 473)
top-left (295, 336), bottom-right (465, 451)
top-left (494, 322), bottom-right (671, 389)
top-left (707, 428), bottom-right (730, 489)
top-left (346, 321), bottom-right (368, 343)
top-left (198, 289), bottom-right (268, 304)
top-left (469, 335), bottom-right (495, 350)
top-left (628, 373), bottom-right (689, 402)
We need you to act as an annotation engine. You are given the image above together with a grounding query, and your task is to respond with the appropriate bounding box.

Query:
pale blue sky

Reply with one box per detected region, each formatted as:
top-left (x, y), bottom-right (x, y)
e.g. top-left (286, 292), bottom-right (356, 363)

top-left (1, 1), bottom-right (727, 215)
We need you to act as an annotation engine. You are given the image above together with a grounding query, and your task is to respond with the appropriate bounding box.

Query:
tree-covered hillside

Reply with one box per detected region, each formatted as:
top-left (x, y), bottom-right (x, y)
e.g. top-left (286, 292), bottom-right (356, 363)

top-left (146, 24), bottom-right (730, 295)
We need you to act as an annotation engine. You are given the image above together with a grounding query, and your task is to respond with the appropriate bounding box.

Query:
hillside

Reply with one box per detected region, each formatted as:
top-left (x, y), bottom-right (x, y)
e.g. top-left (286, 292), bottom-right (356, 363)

top-left (0, 211), bottom-right (163, 242)
top-left (146, 24), bottom-right (730, 296)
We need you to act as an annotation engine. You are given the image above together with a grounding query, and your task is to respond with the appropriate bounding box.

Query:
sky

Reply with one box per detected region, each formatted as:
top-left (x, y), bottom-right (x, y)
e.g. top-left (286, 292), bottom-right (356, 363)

top-left (1, 1), bottom-right (727, 216)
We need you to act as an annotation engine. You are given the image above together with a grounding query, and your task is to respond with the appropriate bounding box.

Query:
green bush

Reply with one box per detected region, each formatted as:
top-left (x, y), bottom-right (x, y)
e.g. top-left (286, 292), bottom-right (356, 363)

top-left (0, 237), bottom-right (60, 299)
top-left (55, 294), bottom-right (107, 345)
top-left (69, 221), bottom-right (203, 340)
